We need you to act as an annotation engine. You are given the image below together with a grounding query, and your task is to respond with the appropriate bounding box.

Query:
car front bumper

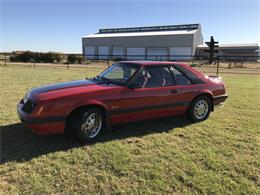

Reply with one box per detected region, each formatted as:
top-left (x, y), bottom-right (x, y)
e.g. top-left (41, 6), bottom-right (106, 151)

top-left (17, 103), bottom-right (65, 135)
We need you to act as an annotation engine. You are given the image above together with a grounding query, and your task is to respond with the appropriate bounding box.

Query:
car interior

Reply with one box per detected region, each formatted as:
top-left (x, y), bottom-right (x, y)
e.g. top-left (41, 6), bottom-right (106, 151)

top-left (134, 67), bottom-right (174, 88)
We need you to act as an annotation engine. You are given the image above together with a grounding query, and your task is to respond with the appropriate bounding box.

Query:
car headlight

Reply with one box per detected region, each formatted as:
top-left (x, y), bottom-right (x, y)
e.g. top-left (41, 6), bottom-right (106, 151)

top-left (21, 92), bottom-right (28, 104)
top-left (23, 96), bottom-right (28, 104)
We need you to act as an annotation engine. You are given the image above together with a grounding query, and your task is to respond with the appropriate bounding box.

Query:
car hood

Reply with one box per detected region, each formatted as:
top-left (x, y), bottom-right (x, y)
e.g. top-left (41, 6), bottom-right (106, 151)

top-left (28, 79), bottom-right (95, 95)
top-left (27, 79), bottom-right (122, 101)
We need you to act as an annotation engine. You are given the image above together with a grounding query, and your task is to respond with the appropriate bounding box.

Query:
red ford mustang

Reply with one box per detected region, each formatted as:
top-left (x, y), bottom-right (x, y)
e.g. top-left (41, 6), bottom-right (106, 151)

top-left (18, 61), bottom-right (228, 142)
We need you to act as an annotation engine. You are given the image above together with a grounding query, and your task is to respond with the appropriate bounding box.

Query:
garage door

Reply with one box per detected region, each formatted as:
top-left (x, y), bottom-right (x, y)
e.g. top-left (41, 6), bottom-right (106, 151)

top-left (85, 46), bottom-right (95, 59)
top-left (169, 47), bottom-right (192, 60)
top-left (127, 48), bottom-right (145, 60)
top-left (112, 47), bottom-right (125, 59)
top-left (98, 46), bottom-right (109, 60)
top-left (147, 48), bottom-right (168, 60)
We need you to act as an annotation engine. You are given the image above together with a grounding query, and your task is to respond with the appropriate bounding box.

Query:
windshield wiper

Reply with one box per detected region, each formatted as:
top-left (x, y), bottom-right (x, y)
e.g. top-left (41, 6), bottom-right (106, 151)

top-left (94, 75), bottom-right (112, 84)
top-left (93, 76), bottom-right (127, 86)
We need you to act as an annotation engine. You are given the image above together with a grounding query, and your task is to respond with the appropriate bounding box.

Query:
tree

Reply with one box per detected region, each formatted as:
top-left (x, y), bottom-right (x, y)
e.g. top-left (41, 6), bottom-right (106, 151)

top-left (76, 55), bottom-right (83, 64)
top-left (67, 54), bottom-right (77, 64)
top-left (54, 54), bottom-right (63, 63)
top-left (10, 51), bottom-right (34, 62)
top-left (44, 52), bottom-right (56, 63)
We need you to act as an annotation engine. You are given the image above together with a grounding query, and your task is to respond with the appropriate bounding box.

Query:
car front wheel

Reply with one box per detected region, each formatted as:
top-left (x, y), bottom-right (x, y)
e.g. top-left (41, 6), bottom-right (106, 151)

top-left (188, 96), bottom-right (211, 122)
top-left (74, 108), bottom-right (104, 142)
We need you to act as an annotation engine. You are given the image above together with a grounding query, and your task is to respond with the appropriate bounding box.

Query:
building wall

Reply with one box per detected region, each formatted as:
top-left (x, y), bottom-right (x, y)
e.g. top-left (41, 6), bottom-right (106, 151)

top-left (82, 34), bottom-right (195, 59)
top-left (192, 27), bottom-right (203, 55)
top-left (83, 34), bottom-right (194, 48)
top-left (196, 47), bottom-right (259, 61)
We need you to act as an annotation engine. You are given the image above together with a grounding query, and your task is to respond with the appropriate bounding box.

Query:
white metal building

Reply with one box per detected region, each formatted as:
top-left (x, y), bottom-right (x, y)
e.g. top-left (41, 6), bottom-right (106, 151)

top-left (196, 43), bottom-right (259, 61)
top-left (82, 24), bottom-right (259, 61)
top-left (82, 24), bottom-right (203, 60)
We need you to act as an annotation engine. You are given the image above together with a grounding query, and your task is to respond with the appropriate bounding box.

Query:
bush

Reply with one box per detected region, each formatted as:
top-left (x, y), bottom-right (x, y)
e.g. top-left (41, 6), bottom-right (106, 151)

top-left (67, 54), bottom-right (83, 64)
top-left (113, 56), bottom-right (125, 61)
top-left (54, 54), bottom-right (63, 63)
top-left (10, 51), bottom-right (34, 62)
top-left (9, 51), bottom-right (66, 63)
top-left (41, 52), bottom-right (56, 63)
top-left (67, 54), bottom-right (77, 64)
top-left (76, 55), bottom-right (83, 64)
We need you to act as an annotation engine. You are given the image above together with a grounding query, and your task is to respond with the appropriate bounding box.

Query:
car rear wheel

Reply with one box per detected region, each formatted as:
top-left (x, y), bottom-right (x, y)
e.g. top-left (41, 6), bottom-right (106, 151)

top-left (74, 108), bottom-right (104, 142)
top-left (188, 96), bottom-right (211, 122)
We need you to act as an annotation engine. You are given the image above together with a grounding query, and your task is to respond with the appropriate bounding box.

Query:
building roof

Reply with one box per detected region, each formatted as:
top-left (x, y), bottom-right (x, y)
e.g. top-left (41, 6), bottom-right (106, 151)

top-left (83, 29), bottom-right (198, 38)
top-left (98, 24), bottom-right (199, 33)
top-left (83, 23), bottom-right (201, 38)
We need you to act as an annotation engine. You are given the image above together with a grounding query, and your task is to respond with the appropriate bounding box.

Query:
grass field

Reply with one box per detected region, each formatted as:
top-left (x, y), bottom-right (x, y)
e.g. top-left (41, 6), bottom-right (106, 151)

top-left (0, 65), bottom-right (260, 194)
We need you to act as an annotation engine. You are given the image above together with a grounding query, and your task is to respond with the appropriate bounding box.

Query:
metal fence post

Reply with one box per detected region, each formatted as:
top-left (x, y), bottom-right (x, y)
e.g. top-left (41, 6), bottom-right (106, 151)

top-left (33, 57), bottom-right (36, 68)
top-left (216, 57), bottom-right (220, 76)
top-left (4, 53), bottom-right (7, 66)
top-left (86, 65), bottom-right (88, 79)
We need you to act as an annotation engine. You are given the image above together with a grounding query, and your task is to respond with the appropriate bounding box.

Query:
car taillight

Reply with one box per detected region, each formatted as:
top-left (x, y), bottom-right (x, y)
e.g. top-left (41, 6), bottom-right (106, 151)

top-left (205, 75), bottom-right (223, 83)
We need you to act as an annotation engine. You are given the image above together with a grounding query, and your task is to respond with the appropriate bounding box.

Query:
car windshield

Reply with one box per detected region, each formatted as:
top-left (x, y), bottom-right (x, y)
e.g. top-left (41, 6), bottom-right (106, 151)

top-left (96, 63), bottom-right (139, 85)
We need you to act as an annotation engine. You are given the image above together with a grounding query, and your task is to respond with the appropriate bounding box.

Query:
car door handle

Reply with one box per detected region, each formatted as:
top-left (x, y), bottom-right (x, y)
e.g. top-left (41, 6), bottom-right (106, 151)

top-left (171, 90), bottom-right (178, 94)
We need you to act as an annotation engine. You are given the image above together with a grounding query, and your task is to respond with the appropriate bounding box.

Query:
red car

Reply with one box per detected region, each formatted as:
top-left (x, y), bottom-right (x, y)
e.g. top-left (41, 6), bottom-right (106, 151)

top-left (17, 61), bottom-right (228, 142)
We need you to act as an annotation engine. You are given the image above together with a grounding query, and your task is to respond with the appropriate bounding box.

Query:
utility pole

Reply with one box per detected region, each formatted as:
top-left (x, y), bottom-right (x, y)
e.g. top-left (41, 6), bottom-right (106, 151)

top-left (204, 36), bottom-right (219, 64)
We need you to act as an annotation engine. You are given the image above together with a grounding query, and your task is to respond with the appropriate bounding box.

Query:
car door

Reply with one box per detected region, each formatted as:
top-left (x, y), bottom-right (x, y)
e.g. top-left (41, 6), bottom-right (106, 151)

top-left (165, 65), bottom-right (199, 115)
top-left (119, 66), bottom-right (175, 124)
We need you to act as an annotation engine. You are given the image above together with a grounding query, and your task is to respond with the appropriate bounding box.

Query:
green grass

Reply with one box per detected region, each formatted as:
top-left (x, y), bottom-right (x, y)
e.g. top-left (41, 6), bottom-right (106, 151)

top-left (0, 65), bottom-right (260, 194)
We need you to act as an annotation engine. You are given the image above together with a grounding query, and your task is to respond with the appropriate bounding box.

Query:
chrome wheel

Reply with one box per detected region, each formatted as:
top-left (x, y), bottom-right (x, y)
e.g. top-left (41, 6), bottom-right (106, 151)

top-left (194, 100), bottom-right (209, 120)
top-left (82, 112), bottom-right (102, 138)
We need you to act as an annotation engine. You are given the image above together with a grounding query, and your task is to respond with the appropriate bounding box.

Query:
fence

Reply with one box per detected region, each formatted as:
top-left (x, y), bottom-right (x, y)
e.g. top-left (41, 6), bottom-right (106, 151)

top-left (84, 54), bottom-right (260, 62)
top-left (1, 52), bottom-right (259, 71)
top-left (1, 52), bottom-right (260, 77)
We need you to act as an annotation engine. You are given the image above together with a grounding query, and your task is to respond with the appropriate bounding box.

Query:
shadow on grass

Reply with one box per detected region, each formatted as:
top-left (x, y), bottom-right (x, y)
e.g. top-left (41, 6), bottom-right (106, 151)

top-left (1, 116), bottom-right (191, 164)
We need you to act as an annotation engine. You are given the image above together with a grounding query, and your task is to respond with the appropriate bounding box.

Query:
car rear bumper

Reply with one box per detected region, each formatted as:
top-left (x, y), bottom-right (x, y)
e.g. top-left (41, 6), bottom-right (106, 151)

top-left (17, 104), bottom-right (65, 135)
top-left (213, 94), bottom-right (228, 106)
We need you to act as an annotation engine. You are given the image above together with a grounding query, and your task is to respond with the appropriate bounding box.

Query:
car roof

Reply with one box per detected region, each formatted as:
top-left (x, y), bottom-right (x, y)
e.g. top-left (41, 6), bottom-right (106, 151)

top-left (119, 61), bottom-right (186, 66)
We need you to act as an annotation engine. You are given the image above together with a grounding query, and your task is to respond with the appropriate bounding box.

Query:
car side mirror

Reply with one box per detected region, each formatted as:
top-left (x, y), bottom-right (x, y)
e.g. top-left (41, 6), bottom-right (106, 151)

top-left (128, 81), bottom-right (142, 89)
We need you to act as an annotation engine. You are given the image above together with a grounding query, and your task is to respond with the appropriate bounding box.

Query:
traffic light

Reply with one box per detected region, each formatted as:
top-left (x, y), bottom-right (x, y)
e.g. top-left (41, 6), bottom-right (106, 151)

top-left (204, 36), bottom-right (219, 64)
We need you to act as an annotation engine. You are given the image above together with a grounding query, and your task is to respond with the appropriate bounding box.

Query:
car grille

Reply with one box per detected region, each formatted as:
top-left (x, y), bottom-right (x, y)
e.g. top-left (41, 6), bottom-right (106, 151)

top-left (21, 98), bottom-right (36, 113)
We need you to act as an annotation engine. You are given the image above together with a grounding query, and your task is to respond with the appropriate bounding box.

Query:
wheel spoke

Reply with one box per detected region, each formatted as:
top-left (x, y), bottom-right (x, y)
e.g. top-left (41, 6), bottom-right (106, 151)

top-left (81, 112), bottom-right (102, 139)
top-left (193, 99), bottom-right (209, 120)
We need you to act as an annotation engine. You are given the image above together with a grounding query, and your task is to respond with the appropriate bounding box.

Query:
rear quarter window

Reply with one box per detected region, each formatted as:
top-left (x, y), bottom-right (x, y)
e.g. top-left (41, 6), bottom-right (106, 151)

top-left (172, 65), bottom-right (204, 84)
top-left (171, 67), bottom-right (191, 85)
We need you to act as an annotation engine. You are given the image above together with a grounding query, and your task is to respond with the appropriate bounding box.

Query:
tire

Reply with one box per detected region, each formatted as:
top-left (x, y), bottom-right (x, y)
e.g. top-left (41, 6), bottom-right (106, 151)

top-left (188, 96), bottom-right (211, 122)
top-left (73, 108), bottom-right (104, 142)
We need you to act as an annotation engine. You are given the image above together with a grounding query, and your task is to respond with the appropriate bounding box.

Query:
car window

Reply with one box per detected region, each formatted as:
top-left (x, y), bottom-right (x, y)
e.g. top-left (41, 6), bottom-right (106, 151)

top-left (100, 63), bottom-right (138, 81)
top-left (171, 66), bottom-right (191, 85)
top-left (134, 66), bottom-right (174, 88)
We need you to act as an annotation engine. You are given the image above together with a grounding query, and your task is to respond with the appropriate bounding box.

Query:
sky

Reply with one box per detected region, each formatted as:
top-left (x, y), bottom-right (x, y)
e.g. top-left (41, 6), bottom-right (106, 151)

top-left (0, 0), bottom-right (259, 53)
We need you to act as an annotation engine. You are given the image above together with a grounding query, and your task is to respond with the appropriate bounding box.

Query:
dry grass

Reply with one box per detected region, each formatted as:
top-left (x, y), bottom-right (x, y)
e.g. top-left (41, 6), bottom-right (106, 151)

top-left (0, 65), bottom-right (260, 194)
